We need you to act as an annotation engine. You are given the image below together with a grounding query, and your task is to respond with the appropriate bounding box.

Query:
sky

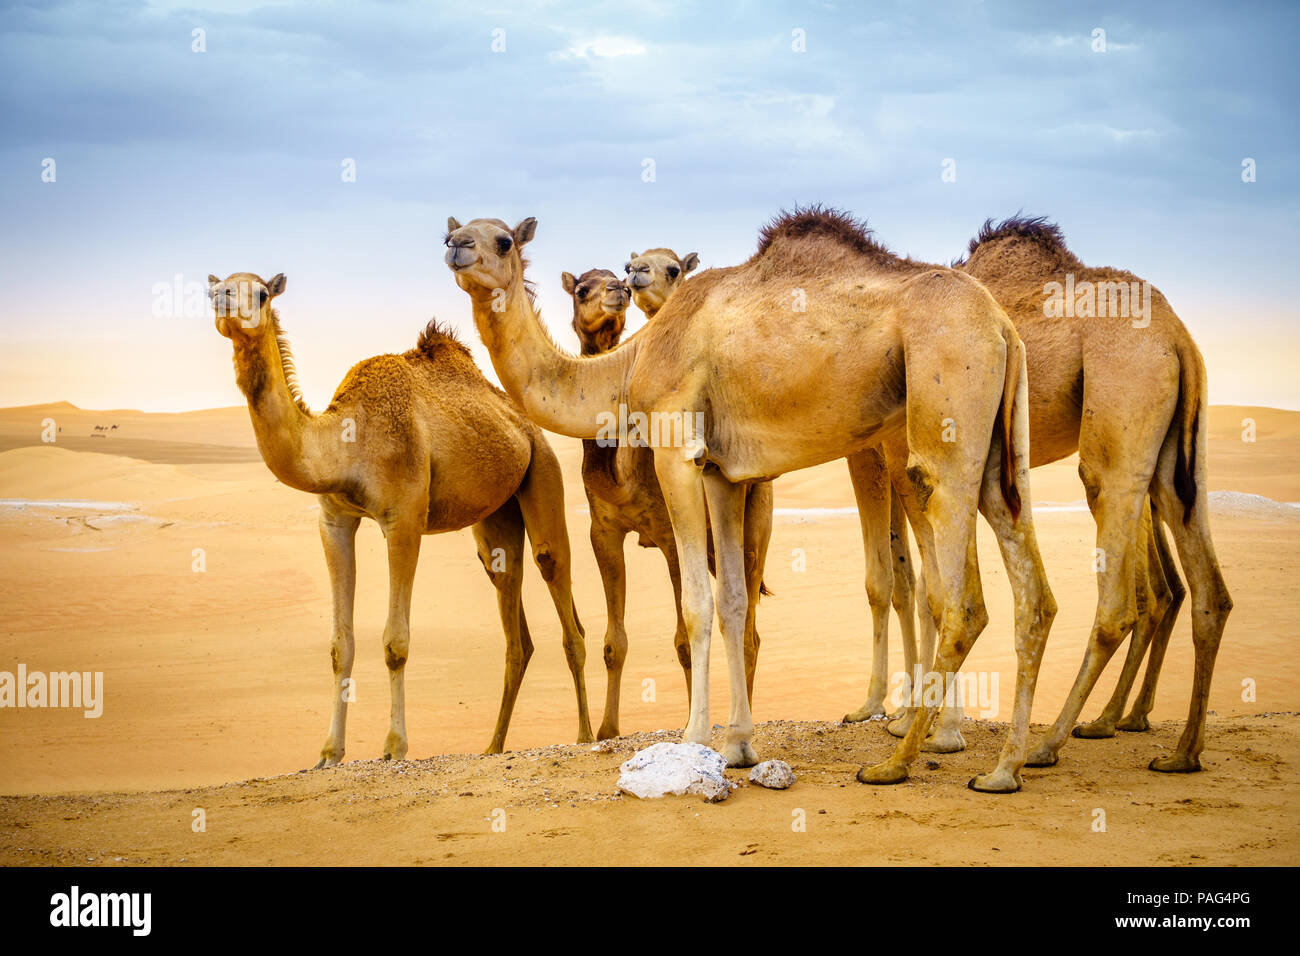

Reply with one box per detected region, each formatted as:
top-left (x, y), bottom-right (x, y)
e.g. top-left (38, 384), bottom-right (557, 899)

top-left (2, 0), bottom-right (1297, 411)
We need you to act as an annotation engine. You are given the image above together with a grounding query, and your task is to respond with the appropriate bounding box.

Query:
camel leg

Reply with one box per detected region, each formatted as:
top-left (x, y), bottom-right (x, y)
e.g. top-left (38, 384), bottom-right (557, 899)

top-left (589, 511), bottom-right (630, 740)
top-left (742, 480), bottom-right (773, 705)
top-left (663, 542), bottom-right (692, 696)
top-left (885, 502), bottom-right (947, 741)
top-left (887, 488), bottom-right (918, 719)
top-left (1075, 500), bottom-right (1170, 738)
top-left (843, 447), bottom-right (897, 723)
top-left (1025, 423), bottom-right (1168, 766)
top-left (379, 517), bottom-right (422, 761)
top-left (968, 360), bottom-right (1057, 792)
top-left (704, 470), bottom-right (758, 767)
top-left (516, 439), bottom-right (595, 744)
top-left (315, 501), bottom-right (360, 769)
top-left (653, 449), bottom-right (714, 750)
top-left (1147, 447), bottom-right (1232, 772)
top-left (1116, 512), bottom-right (1185, 731)
top-left (858, 435), bottom-right (988, 786)
top-left (473, 500), bottom-right (530, 754)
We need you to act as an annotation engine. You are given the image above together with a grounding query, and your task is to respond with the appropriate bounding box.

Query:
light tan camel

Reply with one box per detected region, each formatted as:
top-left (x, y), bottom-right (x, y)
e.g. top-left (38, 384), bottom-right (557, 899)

top-left (624, 248), bottom-right (698, 318)
top-left (563, 267), bottom-right (772, 738)
top-left (208, 272), bottom-right (594, 765)
top-left (629, 249), bottom-right (924, 730)
top-left (445, 208), bottom-right (1057, 791)
top-left (849, 216), bottom-right (1232, 773)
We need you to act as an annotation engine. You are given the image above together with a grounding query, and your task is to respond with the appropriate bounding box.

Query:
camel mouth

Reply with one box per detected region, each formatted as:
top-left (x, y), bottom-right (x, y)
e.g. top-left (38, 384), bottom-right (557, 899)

top-left (445, 247), bottom-right (478, 271)
top-left (628, 273), bottom-right (652, 289)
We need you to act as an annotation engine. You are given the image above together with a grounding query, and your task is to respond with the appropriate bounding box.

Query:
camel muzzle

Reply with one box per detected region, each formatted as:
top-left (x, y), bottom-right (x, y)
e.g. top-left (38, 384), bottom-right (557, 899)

top-left (445, 246), bottom-right (478, 270)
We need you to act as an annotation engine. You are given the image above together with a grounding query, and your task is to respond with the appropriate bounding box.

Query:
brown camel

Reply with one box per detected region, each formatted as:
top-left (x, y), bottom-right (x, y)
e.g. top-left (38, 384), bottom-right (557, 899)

top-left (624, 248), bottom-right (698, 318)
top-left (445, 208), bottom-right (1056, 791)
top-left (208, 271), bottom-right (594, 765)
top-left (629, 249), bottom-right (924, 729)
top-left (563, 266), bottom-right (772, 738)
top-left (851, 216), bottom-right (1232, 773)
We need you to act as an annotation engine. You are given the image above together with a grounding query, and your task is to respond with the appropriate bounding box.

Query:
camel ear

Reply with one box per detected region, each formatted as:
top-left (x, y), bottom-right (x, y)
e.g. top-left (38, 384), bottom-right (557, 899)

top-left (682, 253), bottom-right (699, 274)
top-left (207, 275), bottom-right (221, 299)
top-left (447, 216), bottom-right (462, 232)
top-left (513, 217), bottom-right (538, 246)
top-left (630, 251), bottom-right (638, 261)
top-left (266, 273), bottom-right (286, 298)
top-left (560, 272), bottom-right (577, 296)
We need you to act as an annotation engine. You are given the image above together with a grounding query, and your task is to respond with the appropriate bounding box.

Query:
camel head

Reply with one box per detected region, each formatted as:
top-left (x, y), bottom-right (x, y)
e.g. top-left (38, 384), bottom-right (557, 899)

top-left (444, 216), bottom-right (536, 302)
top-left (563, 268), bottom-right (630, 355)
top-left (208, 272), bottom-right (286, 339)
top-left (624, 248), bottom-right (698, 318)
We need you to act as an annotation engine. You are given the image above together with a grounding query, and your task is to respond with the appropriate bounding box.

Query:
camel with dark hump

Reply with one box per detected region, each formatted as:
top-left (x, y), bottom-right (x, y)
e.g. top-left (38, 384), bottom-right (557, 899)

top-left (208, 272), bottom-right (594, 765)
top-left (563, 266), bottom-right (772, 739)
top-left (445, 208), bottom-right (1057, 792)
top-left (629, 248), bottom-right (924, 728)
top-left (852, 216), bottom-right (1232, 774)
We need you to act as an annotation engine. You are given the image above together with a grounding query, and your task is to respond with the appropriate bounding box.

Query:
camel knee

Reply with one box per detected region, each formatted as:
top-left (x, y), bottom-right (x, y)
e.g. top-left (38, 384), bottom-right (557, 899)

top-left (384, 634), bottom-right (409, 671)
top-left (603, 635), bottom-right (627, 672)
top-left (675, 638), bottom-right (692, 671)
top-left (533, 546), bottom-right (561, 583)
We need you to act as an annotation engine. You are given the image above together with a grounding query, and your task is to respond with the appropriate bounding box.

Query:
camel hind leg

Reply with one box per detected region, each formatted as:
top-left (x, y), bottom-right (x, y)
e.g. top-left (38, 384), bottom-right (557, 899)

top-left (1074, 498), bottom-right (1178, 738)
top-left (588, 506), bottom-right (630, 740)
top-left (516, 436), bottom-right (595, 744)
top-left (473, 498), bottom-right (530, 754)
top-left (1147, 427), bottom-right (1231, 772)
top-left (1115, 511), bottom-right (1185, 731)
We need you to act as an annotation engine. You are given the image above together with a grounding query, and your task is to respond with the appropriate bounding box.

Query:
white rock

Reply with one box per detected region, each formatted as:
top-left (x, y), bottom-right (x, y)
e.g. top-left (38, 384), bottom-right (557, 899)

top-left (749, 760), bottom-right (796, 790)
top-left (616, 742), bottom-right (735, 803)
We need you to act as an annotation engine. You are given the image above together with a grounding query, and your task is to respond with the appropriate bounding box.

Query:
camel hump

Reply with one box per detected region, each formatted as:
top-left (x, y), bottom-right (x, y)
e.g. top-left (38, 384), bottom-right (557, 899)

top-left (753, 204), bottom-right (895, 263)
top-left (415, 318), bottom-right (471, 359)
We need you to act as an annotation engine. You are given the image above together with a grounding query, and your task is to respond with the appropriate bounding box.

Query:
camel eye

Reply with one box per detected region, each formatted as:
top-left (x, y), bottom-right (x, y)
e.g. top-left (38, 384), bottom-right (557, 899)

top-left (496, 236), bottom-right (513, 255)
top-left (667, 266), bottom-right (680, 279)
top-left (576, 289), bottom-right (588, 301)
top-left (623, 263), bottom-right (630, 273)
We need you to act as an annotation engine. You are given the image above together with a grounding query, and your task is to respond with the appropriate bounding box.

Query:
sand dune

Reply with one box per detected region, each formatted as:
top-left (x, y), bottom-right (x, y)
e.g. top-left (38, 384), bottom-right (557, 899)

top-left (0, 402), bottom-right (1297, 865)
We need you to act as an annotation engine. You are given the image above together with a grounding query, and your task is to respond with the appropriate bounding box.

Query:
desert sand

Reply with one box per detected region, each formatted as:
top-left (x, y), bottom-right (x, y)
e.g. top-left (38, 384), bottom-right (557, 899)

top-left (0, 401), bottom-right (1297, 865)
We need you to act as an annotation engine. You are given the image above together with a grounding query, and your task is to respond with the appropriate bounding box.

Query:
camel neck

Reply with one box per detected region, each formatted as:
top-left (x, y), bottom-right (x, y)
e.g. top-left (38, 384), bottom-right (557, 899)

top-left (233, 331), bottom-right (334, 493)
top-left (470, 283), bottom-right (634, 440)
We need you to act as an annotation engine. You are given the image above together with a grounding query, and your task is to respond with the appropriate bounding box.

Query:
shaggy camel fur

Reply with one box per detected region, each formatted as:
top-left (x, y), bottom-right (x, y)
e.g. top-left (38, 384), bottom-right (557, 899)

top-left (209, 272), bottom-right (594, 765)
top-left (445, 208), bottom-right (1056, 792)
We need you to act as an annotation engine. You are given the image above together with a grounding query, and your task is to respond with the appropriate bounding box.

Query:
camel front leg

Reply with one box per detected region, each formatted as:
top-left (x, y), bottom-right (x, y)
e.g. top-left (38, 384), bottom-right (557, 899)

top-left (589, 512), bottom-right (630, 740)
top-left (315, 502), bottom-right (360, 769)
top-left (843, 447), bottom-right (896, 722)
top-left (380, 518), bottom-right (422, 761)
top-left (653, 449), bottom-right (713, 750)
top-left (704, 470), bottom-right (758, 767)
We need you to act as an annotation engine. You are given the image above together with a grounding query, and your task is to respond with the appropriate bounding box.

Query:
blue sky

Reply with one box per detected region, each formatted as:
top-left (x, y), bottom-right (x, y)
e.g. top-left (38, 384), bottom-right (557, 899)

top-left (2, 0), bottom-right (1297, 410)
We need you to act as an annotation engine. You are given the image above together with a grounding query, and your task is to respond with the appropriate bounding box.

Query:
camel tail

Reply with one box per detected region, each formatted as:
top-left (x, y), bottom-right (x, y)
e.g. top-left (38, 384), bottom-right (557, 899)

top-left (1171, 341), bottom-right (1204, 526)
top-left (996, 325), bottom-right (1023, 521)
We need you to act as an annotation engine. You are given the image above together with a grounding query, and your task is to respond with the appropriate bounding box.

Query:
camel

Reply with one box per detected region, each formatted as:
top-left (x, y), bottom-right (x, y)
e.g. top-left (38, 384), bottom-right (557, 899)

top-left (624, 249), bottom-right (698, 318)
top-left (563, 266), bottom-right (772, 739)
top-left (849, 216), bottom-right (1232, 774)
top-left (445, 208), bottom-right (1056, 791)
top-left (627, 249), bottom-right (925, 731)
top-left (208, 271), bottom-right (594, 766)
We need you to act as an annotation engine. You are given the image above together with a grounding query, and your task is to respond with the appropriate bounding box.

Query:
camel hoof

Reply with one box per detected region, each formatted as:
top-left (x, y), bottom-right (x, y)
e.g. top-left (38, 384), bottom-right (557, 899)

top-left (856, 761), bottom-right (909, 785)
top-left (1116, 714), bottom-right (1151, 733)
top-left (1023, 745), bottom-right (1058, 768)
top-left (920, 728), bottom-right (966, 754)
top-left (1072, 719), bottom-right (1117, 739)
top-left (576, 730), bottom-right (596, 745)
top-left (483, 744), bottom-right (504, 756)
top-left (596, 723), bottom-right (619, 741)
top-left (885, 715), bottom-right (913, 739)
top-left (967, 769), bottom-right (1022, 794)
top-left (1149, 753), bottom-right (1202, 774)
top-left (722, 739), bottom-right (758, 768)
top-left (843, 701), bottom-right (886, 723)
top-left (313, 750), bottom-right (343, 770)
